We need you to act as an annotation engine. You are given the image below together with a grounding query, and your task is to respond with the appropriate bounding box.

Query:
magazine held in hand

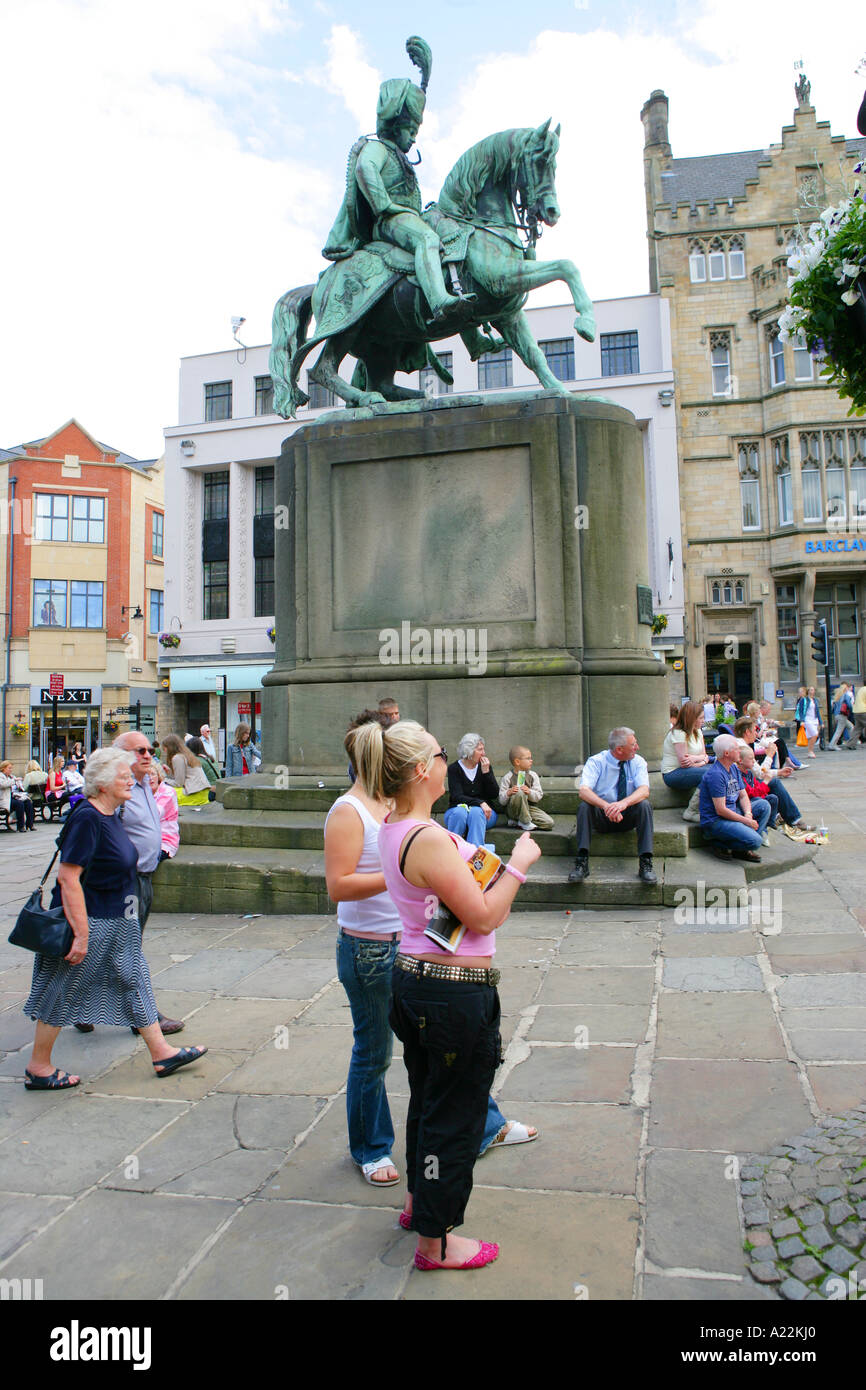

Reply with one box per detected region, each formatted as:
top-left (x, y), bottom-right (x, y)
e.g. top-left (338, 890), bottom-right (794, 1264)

top-left (423, 845), bottom-right (505, 953)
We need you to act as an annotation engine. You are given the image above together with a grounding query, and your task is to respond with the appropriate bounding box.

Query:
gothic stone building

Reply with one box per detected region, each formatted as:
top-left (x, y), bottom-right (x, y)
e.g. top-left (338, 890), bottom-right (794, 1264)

top-left (641, 80), bottom-right (866, 712)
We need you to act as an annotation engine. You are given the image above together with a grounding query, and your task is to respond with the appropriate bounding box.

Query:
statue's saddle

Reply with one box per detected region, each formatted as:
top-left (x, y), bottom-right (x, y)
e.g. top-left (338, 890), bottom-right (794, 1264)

top-left (311, 207), bottom-right (472, 343)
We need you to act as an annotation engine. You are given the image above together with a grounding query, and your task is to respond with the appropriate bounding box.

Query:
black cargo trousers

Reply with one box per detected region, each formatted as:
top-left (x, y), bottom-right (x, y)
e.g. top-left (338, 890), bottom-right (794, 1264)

top-left (390, 968), bottom-right (501, 1249)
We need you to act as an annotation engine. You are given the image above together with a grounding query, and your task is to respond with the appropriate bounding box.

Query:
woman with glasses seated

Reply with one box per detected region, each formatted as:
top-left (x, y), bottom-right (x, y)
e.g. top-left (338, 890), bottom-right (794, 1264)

top-left (443, 733), bottom-right (501, 848)
top-left (353, 719), bottom-right (540, 1271)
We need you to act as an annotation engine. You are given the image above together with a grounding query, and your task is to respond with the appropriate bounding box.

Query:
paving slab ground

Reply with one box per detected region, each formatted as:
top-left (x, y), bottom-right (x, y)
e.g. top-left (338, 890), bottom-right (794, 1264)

top-left (0, 755), bottom-right (863, 1300)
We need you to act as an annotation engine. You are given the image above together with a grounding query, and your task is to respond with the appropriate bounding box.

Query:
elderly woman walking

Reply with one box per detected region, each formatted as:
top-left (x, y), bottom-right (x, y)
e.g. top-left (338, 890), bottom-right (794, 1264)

top-left (21, 747), bottom-right (207, 1089)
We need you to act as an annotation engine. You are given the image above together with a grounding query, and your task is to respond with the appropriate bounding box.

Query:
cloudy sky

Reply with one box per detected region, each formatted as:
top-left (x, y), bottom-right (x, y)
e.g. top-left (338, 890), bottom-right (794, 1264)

top-left (3, 0), bottom-right (864, 458)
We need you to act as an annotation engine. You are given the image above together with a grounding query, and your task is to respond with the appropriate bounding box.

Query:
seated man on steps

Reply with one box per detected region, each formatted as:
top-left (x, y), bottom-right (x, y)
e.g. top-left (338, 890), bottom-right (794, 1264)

top-left (569, 727), bottom-right (656, 885)
top-left (698, 734), bottom-right (770, 863)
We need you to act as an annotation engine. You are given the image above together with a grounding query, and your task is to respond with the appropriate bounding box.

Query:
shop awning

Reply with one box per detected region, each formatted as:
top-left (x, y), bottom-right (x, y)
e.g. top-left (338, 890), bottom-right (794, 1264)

top-left (168, 664), bottom-right (273, 694)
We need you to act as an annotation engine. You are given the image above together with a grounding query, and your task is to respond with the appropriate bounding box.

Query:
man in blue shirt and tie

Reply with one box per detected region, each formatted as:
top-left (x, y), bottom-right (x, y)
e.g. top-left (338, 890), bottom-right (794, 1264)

top-left (569, 726), bottom-right (656, 885)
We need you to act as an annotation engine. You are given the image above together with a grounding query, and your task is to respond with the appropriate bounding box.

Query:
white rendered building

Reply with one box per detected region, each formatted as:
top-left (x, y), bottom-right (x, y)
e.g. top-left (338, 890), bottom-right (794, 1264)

top-left (160, 295), bottom-right (683, 751)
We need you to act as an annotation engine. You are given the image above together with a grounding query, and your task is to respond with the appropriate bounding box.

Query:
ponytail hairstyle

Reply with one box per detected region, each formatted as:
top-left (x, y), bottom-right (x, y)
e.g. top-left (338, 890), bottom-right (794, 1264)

top-left (344, 708), bottom-right (390, 778)
top-left (352, 719), bottom-right (435, 802)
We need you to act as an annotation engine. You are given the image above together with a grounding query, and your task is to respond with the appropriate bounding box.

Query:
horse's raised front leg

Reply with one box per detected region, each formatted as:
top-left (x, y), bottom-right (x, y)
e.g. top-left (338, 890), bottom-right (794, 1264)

top-left (484, 257), bottom-right (596, 342)
top-left (491, 310), bottom-right (573, 396)
top-left (308, 339), bottom-right (386, 409)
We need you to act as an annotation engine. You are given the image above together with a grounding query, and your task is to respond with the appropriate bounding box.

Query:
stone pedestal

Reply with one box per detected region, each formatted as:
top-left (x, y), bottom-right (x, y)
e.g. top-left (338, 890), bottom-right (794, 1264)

top-left (263, 392), bottom-right (668, 774)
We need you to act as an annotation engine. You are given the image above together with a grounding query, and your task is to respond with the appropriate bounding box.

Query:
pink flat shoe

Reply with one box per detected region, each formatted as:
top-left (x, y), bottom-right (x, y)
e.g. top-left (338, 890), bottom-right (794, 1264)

top-left (399, 1211), bottom-right (413, 1230)
top-left (414, 1241), bottom-right (499, 1271)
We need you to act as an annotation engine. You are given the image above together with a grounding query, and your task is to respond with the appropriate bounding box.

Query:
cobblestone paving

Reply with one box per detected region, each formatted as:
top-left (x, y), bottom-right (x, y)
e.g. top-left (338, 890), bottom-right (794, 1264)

top-left (0, 755), bottom-right (863, 1299)
top-left (740, 1103), bottom-right (866, 1299)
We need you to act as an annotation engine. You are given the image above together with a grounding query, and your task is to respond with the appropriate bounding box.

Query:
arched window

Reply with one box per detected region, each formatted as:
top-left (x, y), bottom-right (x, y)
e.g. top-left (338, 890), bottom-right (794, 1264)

top-left (711, 582), bottom-right (721, 604)
top-left (728, 236), bottom-right (745, 278)
top-left (689, 241), bottom-right (707, 283)
top-left (708, 238), bottom-right (726, 280)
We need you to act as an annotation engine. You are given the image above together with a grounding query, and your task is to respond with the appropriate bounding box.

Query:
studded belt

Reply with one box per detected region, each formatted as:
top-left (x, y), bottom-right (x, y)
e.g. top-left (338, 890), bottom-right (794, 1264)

top-left (395, 953), bottom-right (500, 987)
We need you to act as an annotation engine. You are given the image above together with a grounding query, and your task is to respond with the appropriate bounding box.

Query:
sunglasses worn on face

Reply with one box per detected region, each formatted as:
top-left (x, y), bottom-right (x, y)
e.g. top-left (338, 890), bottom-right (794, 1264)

top-left (435, 748), bottom-right (448, 763)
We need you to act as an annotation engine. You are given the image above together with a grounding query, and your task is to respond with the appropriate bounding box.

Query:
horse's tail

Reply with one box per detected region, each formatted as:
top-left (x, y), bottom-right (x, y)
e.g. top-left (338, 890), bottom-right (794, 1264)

top-left (270, 285), bottom-right (315, 418)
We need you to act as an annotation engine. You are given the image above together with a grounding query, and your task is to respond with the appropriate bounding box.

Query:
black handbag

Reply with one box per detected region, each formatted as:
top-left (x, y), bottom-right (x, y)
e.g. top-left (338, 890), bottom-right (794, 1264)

top-left (8, 810), bottom-right (86, 958)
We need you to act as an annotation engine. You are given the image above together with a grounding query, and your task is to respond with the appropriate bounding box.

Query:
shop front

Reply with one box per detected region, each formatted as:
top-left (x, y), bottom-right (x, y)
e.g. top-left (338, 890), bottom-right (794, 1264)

top-left (30, 685), bottom-right (101, 767)
top-left (165, 665), bottom-right (270, 762)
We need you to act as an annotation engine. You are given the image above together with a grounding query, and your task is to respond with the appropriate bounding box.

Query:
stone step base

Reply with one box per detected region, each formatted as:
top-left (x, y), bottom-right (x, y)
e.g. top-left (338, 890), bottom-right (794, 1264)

top-left (152, 838), bottom-right (816, 915)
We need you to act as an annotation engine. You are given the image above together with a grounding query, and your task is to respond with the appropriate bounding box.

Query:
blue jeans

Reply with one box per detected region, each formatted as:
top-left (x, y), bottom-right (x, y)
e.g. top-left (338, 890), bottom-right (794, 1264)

top-left (765, 778), bottom-right (800, 825)
top-left (662, 764), bottom-right (709, 790)
top-left (703, 797), bottom-right (771, 851)
top-left (336, 931), bottom-right (399, 1166)
top-left (443, 803), bottom-right (498, 845)
top-left (480, 1095), bottom-right (508, 1154)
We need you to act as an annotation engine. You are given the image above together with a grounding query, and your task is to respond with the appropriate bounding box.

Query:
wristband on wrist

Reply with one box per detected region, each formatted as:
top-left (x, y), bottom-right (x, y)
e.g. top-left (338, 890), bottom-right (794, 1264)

top-left (505, 863), bottom-right (526, 884)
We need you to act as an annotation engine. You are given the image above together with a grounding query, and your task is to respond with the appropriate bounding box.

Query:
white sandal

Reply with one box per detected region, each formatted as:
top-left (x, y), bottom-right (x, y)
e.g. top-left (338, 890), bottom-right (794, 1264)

top-left (490, 1121), bottom-right (538, 1147)
top-left (359, 1157), bottom-right (400, 1186)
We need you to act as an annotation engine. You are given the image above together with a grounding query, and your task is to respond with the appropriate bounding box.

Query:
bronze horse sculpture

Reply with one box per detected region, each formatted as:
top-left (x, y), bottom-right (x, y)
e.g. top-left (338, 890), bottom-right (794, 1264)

top-left (270, 121), bottom-right (596, 416)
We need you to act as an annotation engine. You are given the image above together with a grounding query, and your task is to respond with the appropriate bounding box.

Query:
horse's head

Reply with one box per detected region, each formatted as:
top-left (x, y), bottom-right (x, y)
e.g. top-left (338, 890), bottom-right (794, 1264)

top-left (514, 120), bottom-right (560, 229)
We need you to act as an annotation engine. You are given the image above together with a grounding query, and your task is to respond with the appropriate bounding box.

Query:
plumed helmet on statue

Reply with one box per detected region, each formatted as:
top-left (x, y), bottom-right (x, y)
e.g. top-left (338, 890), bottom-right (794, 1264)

top-left (376, 35), bottom-right (431, 132)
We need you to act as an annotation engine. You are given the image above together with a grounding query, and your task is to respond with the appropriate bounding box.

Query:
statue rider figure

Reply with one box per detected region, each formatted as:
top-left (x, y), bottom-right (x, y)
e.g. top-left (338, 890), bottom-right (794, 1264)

top-left (323, 36), bottom-right (471, 322)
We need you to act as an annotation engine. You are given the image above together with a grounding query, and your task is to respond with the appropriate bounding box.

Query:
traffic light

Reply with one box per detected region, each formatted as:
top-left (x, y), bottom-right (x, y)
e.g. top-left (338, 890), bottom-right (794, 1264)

top-left (811, 620), bottom-right (829, 666)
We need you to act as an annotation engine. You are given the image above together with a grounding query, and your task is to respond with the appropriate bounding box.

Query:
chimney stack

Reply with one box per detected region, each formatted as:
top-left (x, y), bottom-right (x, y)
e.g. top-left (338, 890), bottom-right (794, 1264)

top-left (641, 89), bottom-right (671, 156)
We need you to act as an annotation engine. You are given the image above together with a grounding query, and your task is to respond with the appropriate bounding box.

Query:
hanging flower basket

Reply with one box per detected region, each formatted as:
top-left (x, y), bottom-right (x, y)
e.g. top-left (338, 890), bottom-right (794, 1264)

top-left (651, 613), bottom-right (668, 636)
top-left (266, 625), bottom-right (276, 644)
top-left (159, 632), bottom-right (181, 649)
top-left (104, 719), bottom-right (120, 733)
top-left (779, 163), bottom-right (866, 416)
top-left (9, 721), bottom-right (28, 737)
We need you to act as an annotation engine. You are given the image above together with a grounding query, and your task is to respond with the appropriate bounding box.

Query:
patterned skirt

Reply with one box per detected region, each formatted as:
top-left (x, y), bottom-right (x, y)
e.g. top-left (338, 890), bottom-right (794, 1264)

top-left (23, 914), bottom-right (160, 1028)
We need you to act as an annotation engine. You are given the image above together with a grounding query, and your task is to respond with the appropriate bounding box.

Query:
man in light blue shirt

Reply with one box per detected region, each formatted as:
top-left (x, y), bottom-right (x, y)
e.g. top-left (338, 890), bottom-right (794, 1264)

top-left (569, 726), bottom-right (656, 885)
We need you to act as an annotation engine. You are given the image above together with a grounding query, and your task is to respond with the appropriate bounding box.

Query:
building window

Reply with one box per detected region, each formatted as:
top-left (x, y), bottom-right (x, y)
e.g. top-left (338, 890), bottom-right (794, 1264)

top-left (203, 561), bottom-right (229, 620)
top-left (255, 465), bottom-right (274, 516)
top-left (776, 583), bottom-right (800, 682)
top-left (776, 473), bottom-right (793, 526)
top-left (203, 471), bottom-right (229, 519)
top-left (815, 582), bottom-right (861, 679)
top-left (34, 494), bottom-right (69, 542)
top-left (600, 332), bottom-right (639, 377)
top-left (793, 330), bottom-right (813, 381)
top-left (151, 510), bottom-right (164, 558)
top-left (149, 589), bottom-right (164, 634)
top-left (710, 332), bottom-right (732, 396)
top-left (708, 238), bottom-right (726, 280)
top-left (33, 579), bottom-right (67, 627)
top-left (71, 495), bottom-right (105, 543)
top-left (478, 349), bottom-right (513, 390)
top-left (205, 381), bottom-right (232, 421)
top-left (255, 555), bottom-right (274, 617)
top-left (689, 241), bottom-right (707, 282)
top-left (728, 237), bottom-right (745, 278)
top-left (768, 328), bottom-right (786, 386)
top-left (70, 580), bottom-right (104, 628)
top-left (539, 338), bottom-right (575, 381)
top-left (738, 442), bottom-right (761, 531)
top-left (308, 379), bottom-right (338, 408)
top-left (824, 430), bottom-right (846, 520)
top-left (419, 351), bottom-right (453, 397)
top-left (709, 576), bottom-right (747, 605)
top-left (255, 376), bottom-right (274, 416)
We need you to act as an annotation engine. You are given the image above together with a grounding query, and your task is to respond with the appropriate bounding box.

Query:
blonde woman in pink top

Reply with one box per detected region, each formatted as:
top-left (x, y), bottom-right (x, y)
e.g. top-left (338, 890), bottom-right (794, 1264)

top-left (354, 719), bottom-right (540, 1272)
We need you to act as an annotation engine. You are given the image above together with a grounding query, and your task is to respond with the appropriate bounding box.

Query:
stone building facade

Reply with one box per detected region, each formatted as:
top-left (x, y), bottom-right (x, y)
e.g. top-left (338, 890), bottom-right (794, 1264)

top-left (641, 82), bottom-right (866, 713)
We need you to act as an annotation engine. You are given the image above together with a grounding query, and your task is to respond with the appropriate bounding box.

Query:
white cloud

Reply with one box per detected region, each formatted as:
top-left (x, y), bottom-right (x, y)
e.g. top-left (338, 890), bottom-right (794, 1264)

top-left (2, 0), bottom-right (864, 455)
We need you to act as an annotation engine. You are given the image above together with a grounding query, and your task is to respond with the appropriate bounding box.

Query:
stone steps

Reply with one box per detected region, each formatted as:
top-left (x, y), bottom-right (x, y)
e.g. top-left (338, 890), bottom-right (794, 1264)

top-left (153, 830), bottom-right (817, 915)
top-left (216, 773), bottom-right (691, 815)
top-left (179, 805), bottom-right (700, 858)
